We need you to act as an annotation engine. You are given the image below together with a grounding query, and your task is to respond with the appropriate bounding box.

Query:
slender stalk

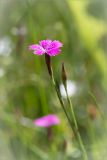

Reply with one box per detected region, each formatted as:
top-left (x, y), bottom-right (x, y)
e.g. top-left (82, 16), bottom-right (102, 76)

top-left (44, 55), bottom-right (74, 132)
top-left (51, 74), bottom-right (74, 132)
top-left (45, 56), bottom-right (88, 159)
top-left (65, 86), bottom-right (88, 160)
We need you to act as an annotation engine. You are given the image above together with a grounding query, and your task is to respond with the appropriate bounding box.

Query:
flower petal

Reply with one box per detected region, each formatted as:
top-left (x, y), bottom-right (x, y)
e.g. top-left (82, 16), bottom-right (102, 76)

top-left (29, 44), bottom-right (38, 50)
top-left (29, 44), bottom-right (45, 55)
top-left (47, 48), bottom-right (61, 56)
top-left (39, 40), bottom-right (52, 49)
top-left (49, 40), bottom-right (63, 49)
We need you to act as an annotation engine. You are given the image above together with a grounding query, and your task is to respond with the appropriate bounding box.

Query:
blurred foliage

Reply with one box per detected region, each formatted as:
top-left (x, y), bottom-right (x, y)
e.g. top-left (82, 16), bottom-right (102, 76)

top-left (0, 0), bottom-right (107, 160)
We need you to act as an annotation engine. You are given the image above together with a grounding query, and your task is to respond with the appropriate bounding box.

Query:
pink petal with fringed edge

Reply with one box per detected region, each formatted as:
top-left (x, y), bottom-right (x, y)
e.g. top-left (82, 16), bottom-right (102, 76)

top-left (29, 44), bottom-right (45, 55)
top-left (47, 48), bottom-right (61, 56)
top-left (39, 40), bottom-right (52, 49)
top-left (49, 40), bottom-right (63, 49)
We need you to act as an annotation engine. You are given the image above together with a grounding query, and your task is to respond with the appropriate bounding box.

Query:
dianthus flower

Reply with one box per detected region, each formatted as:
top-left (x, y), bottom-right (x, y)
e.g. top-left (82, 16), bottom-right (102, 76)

top-left (29, 40), bottom-right (63, 56)
top-left (34, 114), bottom-right (60, 127)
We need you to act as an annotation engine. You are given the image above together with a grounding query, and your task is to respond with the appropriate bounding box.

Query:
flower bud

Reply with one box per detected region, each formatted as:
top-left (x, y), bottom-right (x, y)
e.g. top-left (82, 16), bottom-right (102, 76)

top-left (61, 62), bottom-right (67, 86)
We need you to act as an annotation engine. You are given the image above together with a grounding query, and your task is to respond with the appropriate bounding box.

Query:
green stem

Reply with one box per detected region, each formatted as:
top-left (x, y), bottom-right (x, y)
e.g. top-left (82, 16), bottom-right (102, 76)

top-left (45, 56), bottom-right (88, 159)
top-left (51, 74), bottom-right (74, 131)
top-left (65, 86), bottom-right (88, 160)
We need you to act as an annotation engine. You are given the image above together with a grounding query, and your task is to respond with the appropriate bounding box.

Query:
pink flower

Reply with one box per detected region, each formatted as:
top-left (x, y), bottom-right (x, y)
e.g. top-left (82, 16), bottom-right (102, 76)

top-left (34, 114), bottom-right (60, 127)
top-left (29, 40), bottom-right (63, 56)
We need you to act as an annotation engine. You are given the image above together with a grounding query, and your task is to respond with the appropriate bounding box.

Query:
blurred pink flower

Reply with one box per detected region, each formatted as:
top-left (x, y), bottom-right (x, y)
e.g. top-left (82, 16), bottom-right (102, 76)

top-left (34, 114), bottom-right (60, 127)
top-left (29, 40), bottom-right (63, 56)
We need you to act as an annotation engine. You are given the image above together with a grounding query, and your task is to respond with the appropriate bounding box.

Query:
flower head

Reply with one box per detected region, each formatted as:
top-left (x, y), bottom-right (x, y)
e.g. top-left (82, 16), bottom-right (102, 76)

top-left (29, 40), bottom-right (63, 56)
top-left (34, 114), bottom-right (60, 127)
